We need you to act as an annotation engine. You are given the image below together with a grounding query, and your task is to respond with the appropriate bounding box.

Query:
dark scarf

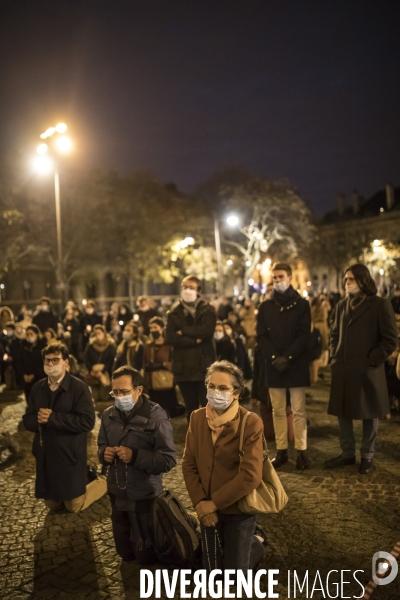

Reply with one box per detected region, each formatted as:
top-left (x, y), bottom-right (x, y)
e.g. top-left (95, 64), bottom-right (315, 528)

top-left (272, 285), bottom-right (298, 306)
top-left (348, 291), bottom-right (367, 313)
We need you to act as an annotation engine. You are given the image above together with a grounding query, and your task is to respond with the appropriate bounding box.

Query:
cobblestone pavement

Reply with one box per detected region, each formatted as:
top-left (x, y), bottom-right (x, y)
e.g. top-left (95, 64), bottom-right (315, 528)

top-left (1, 372), bottom-right (400, 599)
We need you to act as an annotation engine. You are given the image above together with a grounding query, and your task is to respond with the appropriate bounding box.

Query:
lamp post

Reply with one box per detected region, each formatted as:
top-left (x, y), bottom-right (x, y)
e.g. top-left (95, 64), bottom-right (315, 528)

top-left (214, 214), bottom-right (239, 296)
top-left (35, 123), bottom-right (71, 308)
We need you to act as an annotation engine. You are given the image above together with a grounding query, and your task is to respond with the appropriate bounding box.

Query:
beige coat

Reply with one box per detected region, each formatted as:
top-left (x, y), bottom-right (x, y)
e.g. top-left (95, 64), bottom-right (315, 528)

top-left (182, 405), bottom-right (263, 514)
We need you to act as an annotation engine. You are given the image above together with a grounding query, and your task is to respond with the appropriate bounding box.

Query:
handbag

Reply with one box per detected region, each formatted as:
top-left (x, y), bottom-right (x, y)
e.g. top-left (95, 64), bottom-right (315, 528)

top-left (237, 411), bottom-right (288, 514)
top-left (150, 346), bottom-right (174, 390)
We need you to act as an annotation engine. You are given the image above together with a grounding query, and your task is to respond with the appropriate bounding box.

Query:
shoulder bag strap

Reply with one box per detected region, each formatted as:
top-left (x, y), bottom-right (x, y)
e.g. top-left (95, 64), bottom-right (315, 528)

top-left (239, 410), bottom-right (250, 459)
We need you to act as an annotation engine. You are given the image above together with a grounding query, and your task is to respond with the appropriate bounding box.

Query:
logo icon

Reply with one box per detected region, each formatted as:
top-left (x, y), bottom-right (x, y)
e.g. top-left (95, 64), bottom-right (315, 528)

top-left (372, 551), bottom-right (398, 586)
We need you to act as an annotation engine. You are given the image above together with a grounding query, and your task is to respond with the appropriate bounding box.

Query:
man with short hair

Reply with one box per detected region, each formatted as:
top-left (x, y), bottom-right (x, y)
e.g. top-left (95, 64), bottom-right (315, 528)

top-left (135, 296), bottom-right (158, 336)
top-left (23, 342), bottom-right (107, 512)
top-left (98, 366), bottom-right (176, 564)
top-left (79, 300), bottom-right (102, 352)
top-left (32, 296), bottom-right (59, 334)
top-left (166, 275), bottom-right (216, 419)
top-left (257, 262), bottom-right (311, 470)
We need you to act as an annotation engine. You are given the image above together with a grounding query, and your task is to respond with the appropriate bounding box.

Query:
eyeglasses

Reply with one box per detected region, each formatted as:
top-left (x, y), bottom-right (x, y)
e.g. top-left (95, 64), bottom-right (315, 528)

top-left (206, 384), bottom-right (235, 393)
top-left (43, 357), bottom-right (62, 365)
top-left (109, 388), bottom-right (135, 398)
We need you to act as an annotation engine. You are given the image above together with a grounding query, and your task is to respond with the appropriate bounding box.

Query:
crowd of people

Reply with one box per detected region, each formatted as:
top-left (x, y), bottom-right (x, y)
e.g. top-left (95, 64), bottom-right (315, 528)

top-left (1, 263), bottom-right (400, 576)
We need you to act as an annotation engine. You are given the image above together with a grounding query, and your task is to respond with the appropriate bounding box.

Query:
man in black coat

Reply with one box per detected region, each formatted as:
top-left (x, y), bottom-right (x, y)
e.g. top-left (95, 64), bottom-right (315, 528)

top-left (32, 296), bottom-right (59, 334)
top-left (166, 275), bottom-right (216, 419)
top-left (325, 264), bottom-right (398, 474)
top-left (79, 300), bottom-right (103, 352)
top-left (257, 262), bottom-right (311, 471)
top-left (23, 341), bottom-right (107, 511)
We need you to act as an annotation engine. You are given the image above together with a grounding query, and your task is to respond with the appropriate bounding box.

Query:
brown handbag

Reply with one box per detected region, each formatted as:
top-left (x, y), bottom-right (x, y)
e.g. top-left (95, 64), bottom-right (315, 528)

top-left (237, 411), bottom-right (289, 514)
top-left (150, 346), bottom-right (174, 390)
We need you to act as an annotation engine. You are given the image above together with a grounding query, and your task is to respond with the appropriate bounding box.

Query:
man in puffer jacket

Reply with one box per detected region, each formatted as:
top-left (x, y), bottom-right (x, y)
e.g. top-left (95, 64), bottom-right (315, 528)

top-left (98, 365), bottom-right (176, 565)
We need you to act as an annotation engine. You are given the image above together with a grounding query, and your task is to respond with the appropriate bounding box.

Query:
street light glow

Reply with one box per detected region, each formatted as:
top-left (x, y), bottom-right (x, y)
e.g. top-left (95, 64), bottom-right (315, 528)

top-left (248, 278), bottom-right (254, 286)
top-left (55, 136), bottom-right (72, 153)
top-left (55, 122), bottom-right (68, 134)
top-left (40, 127), bottom-right (56, 139)
top-left (226, 215), bottom-right (239, 227)
top-left (227, 259), bottom-right (233, 266)
top-left (379, 269), bottom-right (384, 276)
top-left (36, 143), bottom-right (48, 155)
top-left (246, 260), bottom-right (251, 266)
top-left (373, 239), bottom-right (381, 247)
top-left (34, 156), bottom-right (53, 174)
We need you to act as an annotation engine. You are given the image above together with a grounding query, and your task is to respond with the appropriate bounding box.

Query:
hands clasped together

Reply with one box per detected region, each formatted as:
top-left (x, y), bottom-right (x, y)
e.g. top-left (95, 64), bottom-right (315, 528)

top-left (38, 408), bottom-right (52, 424)
top-left (104, 446), bottom-right (133, 463)
top-left (195, 500), bottom-right (218, 527)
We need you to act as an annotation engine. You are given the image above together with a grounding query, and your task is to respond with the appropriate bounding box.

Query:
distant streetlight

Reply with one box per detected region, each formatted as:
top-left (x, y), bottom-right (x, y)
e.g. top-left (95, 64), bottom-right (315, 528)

top-left (226, 215), bottom-right (239, 227)
top-left (34, 122), bottom-right (72, 306)
top-left (214, 214), bottom-right (239, 295)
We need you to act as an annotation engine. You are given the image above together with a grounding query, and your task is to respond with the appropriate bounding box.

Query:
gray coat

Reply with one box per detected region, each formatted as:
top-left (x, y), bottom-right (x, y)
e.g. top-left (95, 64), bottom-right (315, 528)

top-left (328, 295), bottom-right (398, 419)
top-left (97, 395), bottom-right (176, 510)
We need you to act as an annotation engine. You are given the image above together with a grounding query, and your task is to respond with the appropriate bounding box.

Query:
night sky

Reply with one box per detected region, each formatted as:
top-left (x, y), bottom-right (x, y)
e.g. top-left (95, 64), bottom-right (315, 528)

top-left (1, 0), bottom-right (399, 214)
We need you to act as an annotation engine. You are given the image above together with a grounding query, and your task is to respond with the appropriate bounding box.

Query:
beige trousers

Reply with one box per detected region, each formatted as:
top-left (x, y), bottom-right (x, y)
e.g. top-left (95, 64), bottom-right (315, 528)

top-left (44, 475), bottom-right (107, 513)
top-left (269, 387), bottom-right (307, 451)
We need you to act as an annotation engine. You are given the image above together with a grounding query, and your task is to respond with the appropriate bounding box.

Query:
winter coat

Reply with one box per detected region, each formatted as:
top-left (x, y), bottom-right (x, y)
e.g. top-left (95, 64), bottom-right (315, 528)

top-left (166, 299), bottom-right (216, 382)
top-left (97, 395), bottom-right (176, 509)
top-left (135, 308), bottom-right (159, 336)
top-left (182, 405), bottom-right (263, 514)
top-left (22, 372), bottom-right (95, 501)
top-left (256, 287), bottom-right (311, 388)
top-left (20, 338), bottom-right (46, 382)
top-left (32, 310), bottom-right (59, 335)
top-left (84, 337), bottom-right (116, 376)
top-left (114, 339), bottom-right (144, 372)
top-left (215, 337), bottom-right (236, 363)
top-left (328, 295), bottom-right (398, 419)
top-left (63, 318), bottom-right (81, 346)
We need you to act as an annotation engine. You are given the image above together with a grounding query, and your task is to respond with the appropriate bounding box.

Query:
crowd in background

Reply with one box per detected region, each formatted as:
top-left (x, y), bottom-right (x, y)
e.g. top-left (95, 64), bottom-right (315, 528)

top-left (1, 285), bottom-right (400, 419)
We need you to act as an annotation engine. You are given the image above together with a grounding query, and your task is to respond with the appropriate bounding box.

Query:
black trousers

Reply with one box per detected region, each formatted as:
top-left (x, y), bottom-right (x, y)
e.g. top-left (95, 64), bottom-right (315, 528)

top-left (109, 495), bottom-right (157, 565)
top-left (178, 380), bottom-right (207, 419)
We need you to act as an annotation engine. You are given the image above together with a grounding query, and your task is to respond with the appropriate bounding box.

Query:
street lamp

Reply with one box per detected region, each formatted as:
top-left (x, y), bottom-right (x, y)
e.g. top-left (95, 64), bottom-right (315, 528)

top-left (34, 123), bottom-right (72, 307)
top-left (214, 213), bottom-right (239, 296)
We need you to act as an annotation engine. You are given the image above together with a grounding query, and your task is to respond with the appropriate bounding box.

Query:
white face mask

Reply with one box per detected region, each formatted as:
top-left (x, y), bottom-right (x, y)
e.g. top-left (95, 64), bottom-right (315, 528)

top-left (181, 288), bottom-right (197, 303)
top-left (122, 331), bottom-right (133, 341)
top-left (207, 389), bottom-right (233, 411)
top-left (273, 281), bottom-right (289, 293)
top-left (44, 364), bottom-right (65, 379)
top-left (346, 283), bottom-right (360, 295)
top-left (214, 331), bottom-right (224, 341)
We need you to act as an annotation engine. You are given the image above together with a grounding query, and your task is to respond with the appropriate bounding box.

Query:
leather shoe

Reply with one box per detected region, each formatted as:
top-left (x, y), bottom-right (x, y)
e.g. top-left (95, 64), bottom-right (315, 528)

top-left (324, 455), bottom-right (356, 469)
top-left (359, 458), bottom-right (373, 474)
top-left (271, 449), bottom-right (288, 469)
top-left (296, 450), bottom-right (310, 471)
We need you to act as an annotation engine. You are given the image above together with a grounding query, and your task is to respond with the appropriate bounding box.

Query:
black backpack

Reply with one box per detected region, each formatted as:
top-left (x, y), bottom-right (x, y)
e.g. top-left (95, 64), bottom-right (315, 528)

top-left (150, 490), bottom-right (202, 569)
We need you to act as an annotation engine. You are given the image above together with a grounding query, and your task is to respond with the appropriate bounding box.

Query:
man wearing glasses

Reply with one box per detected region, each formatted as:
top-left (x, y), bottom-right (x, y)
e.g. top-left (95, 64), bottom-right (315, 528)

top-left (97, 365), bottom-right (176, 564)
top-left (166, 275), bottom-right (216, 420)
top-left (23, 342), bottom-right (107, 512)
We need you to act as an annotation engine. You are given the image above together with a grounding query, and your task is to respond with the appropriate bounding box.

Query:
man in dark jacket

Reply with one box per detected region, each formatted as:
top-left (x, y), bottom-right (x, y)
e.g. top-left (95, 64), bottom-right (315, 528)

top-left (166, 275), bottom-right (216, 419)
top-left (32, 296), bottom-right (59, 334)
top-left (325, 264), bottom-right (398, 474)
top-left (23, 342), bottom-right (107, 511)
top-left (98, 366), bottom-right (176, 564)
top-left (257, 262), bottom-right (311, 471)
top-left (79, 300), bottom-right (103, 352)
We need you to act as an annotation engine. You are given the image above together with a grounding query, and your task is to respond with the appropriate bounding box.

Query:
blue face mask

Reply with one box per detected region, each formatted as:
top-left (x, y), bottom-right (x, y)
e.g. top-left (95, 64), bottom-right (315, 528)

top-left (115, 394), bottom-right (135, 412)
